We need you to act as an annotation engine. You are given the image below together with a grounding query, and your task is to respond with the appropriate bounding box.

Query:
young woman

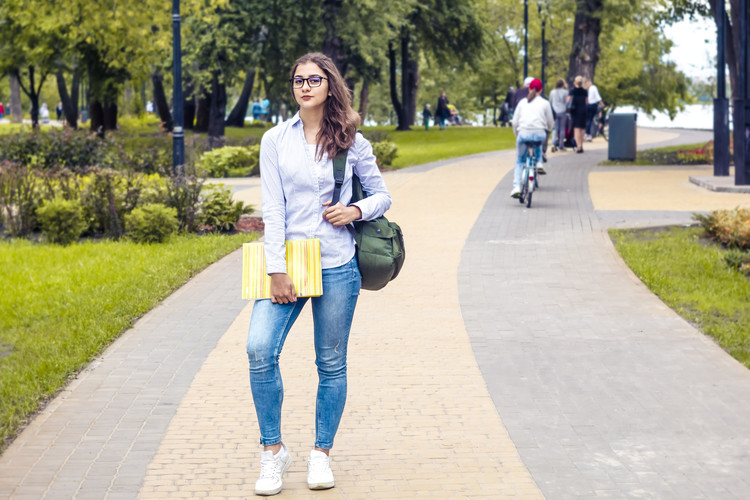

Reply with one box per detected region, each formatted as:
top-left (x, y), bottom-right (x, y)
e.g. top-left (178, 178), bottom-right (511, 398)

top-left (246, 52), bottom-right (391, 496)
top-left (568, 75), bottom-right (588, 153)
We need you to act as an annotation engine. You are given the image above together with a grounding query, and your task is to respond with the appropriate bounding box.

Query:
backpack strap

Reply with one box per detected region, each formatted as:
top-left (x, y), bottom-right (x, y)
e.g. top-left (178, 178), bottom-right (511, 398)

top-left (331, 148), bottom-right (349, 205)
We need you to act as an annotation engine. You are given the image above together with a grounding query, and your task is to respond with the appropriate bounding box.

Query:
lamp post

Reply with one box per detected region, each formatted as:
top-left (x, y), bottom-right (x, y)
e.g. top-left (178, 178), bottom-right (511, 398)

top-left (714, 0), bottom-right (729, 176)
top-left (734, 0), bottom-right (748, 185)
top-left (523, 0), bottom-right (528, 80)
top-left (538, 3), bottom-right (546, 91)
top-left (172, 0), bottom-right (184, 176)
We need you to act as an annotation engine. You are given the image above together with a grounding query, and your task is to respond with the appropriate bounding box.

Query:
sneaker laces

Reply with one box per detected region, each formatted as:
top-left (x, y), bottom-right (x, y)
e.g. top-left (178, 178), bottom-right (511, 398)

top-left (259, 455), bottom-right (282, 480)
top-left (308, 455), bottom-right (330, 474)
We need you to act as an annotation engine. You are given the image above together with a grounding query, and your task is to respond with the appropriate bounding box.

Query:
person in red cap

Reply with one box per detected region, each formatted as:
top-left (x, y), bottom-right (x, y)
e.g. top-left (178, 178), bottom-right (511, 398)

top-left (510, 78), bottom-right (554, 198)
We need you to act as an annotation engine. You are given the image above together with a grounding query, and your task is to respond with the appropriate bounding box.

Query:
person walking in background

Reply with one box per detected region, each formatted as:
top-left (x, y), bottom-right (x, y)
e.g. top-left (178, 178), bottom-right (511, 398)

top-left (568, 75), bottom-right (588, 153)
top-left (436, 91), bottom-right (449, 130)
top-left (261, 96), bottom-right (271, 122)
top-left (422, 103), bottom-right (433, 130)
top-left (511, 77), bottom-right (533, 113)
top-left (247, 52), bottom-right (392, 496)
top-left (510, 78), bottom-right (553, 198)
top-left (549, 78), bottom-right (568, 152)
top-left (252, 98), bottom-right (262, 121)
top-left (499, 85), bottom-right (514, 127)
top-left (56, 102), bottom-right (63, 121)
top-left (0, 102), bottom-right (5, 119)
top-left (584, 78), bottom-right (601, 141)
top-left (39, 103), bottom-right (50, 124)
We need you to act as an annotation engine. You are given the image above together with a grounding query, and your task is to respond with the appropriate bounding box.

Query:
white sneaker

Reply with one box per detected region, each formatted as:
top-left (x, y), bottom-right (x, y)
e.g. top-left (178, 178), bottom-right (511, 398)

top-left (255, 445), bottom-right (292, 496)
top-left (307, 450), bottom-right (335, 490)
top-left (510, 187), bottom-right (521, 198)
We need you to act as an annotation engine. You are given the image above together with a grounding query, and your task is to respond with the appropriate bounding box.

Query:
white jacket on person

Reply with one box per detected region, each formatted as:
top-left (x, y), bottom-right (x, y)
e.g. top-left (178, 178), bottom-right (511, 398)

top-left (512, 95), bottom-right (554, 136)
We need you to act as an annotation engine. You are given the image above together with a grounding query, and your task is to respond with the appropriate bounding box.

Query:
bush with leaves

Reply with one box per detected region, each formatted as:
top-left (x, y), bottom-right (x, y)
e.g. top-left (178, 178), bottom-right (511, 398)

top-left (372, 141), bottom-right (398, 169)
top-left (36, 198), bottom-right (88, 245)
top-left (198, 145), bottom-right (260, 178)
top-left (724, 248), bottom-right (750, 274)
top-left (124, 203), bottom-right (179, 244)
top-left (0, 161), bottom-right (43, 237)
top-left (199, 184), bottom-right (254, 232)
top-left (694, 208), bottom-right (750, 250)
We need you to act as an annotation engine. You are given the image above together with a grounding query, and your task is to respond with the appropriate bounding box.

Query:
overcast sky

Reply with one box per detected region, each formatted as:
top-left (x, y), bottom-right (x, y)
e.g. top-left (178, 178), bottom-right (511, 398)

top-left (664, 16), bottom-right (716, 80)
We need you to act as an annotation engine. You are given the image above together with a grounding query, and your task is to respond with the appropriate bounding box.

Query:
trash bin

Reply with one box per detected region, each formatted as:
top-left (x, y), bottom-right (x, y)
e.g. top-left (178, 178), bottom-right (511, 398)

top-left (608, 113), bottom-right (637, 160)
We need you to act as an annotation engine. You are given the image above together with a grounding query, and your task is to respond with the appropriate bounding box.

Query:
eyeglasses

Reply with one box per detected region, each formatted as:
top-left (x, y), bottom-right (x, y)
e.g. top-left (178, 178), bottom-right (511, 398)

top-left (289, 76), bottom-right (327, 89)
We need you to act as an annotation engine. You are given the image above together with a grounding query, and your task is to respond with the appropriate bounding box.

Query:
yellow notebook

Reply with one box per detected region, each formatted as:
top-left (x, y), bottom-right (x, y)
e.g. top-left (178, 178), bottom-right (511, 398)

top-left (242, 239), bottom-right (323, 299)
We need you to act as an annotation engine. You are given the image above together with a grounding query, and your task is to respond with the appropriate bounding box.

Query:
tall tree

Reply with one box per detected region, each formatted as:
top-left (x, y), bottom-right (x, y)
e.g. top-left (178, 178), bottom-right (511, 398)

top-left (566, 0), bottom-right (603, 85)
top-left (389, 0), bottom-right (486, 130)
top-left (0, 0), bottom-right (64, 127)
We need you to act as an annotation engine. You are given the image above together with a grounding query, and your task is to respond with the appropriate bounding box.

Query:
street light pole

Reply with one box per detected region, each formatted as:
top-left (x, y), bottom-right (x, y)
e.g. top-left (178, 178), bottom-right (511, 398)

top-left (734, 0), bottom-right (748, 185)
top-left (523, 0), bottom-right (528, 80)
top-left (539, 3), bottom-right (546, 91)
top-left (172, 0), bottom-right (184, 176)
top-left (714, 0), bottom-right (729, 176)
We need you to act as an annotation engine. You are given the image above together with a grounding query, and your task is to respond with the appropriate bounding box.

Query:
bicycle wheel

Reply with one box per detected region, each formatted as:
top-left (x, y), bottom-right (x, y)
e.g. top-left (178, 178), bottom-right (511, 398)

top-left (519, 167), bottom-right (528, 204)
top-left (526, 188), bottom-right (533, 208)
top-left (526, 167), bottom-right (534, 208)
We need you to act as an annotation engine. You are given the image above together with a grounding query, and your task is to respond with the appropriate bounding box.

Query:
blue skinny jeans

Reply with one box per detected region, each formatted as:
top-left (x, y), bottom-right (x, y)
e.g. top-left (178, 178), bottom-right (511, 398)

top-left (246, 256), bottom-right (361, 449)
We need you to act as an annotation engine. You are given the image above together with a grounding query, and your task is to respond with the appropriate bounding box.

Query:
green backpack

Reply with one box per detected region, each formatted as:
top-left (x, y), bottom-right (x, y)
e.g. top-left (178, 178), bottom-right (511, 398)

top-left (332, 149), bottom-right (405, 291)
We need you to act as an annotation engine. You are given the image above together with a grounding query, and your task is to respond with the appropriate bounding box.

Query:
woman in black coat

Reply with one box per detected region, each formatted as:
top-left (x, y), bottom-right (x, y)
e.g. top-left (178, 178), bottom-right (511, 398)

top-left (567, 75), bottom-right (588, 153)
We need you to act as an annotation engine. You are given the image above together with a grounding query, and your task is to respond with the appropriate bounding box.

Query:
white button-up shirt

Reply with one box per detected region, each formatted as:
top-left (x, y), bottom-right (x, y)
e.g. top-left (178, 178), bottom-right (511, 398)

top-left (260, 112), bottom-right (392, 273)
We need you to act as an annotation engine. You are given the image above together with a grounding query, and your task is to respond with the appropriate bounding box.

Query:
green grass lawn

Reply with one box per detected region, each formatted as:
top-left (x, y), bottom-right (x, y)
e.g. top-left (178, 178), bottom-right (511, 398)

top-left (611, 226), bottom-right (750, 369)
top-left (0, 233), bottom-right (257, 450)
top-left (380, 126), bottom-right (516, 169)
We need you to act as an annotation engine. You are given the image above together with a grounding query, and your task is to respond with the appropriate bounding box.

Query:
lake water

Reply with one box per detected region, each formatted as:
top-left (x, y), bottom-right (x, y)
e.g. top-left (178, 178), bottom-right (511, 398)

top-left (616, 104), bottom-right (716, 130)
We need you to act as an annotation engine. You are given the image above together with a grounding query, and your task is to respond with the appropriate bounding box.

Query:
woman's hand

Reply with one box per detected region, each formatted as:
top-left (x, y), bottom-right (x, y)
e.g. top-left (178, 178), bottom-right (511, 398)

top-left (322, 202), bottom-right (362, 226)
top-left (269, 273), bottom-right (296, 304)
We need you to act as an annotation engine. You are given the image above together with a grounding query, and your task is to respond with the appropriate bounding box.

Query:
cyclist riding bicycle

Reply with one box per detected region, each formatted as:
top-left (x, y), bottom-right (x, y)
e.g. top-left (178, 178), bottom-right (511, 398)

top-left (511, 78), bottom-right (554, 199)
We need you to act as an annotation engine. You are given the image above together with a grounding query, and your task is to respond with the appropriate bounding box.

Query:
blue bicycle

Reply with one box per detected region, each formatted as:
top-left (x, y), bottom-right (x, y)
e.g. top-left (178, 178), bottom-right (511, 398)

top-left (519, 140), bottom-right (542, 208)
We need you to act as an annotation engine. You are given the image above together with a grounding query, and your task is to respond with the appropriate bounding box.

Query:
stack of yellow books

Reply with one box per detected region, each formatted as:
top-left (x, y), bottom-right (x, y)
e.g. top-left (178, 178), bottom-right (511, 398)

top-left (242, 239), bottom-right (323, 299)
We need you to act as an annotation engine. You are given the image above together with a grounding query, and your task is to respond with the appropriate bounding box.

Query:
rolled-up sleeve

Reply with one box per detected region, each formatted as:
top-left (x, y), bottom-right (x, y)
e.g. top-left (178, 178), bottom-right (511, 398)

top-left (351, 135), bottom-right (392, 221)
top-left (259, 131), bottom-right (288, 274)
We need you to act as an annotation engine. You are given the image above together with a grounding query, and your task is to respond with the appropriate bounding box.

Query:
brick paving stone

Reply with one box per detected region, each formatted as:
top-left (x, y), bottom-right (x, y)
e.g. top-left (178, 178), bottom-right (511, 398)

top-left (460, 129), bottom-right (750, 499)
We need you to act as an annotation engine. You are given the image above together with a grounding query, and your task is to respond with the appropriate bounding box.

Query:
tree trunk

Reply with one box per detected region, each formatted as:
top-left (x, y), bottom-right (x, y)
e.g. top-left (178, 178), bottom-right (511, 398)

top-left (9, 73), bottom-right (22, 123)
top-left (151, 72), bottom-right (173, 131)
top-left (388, 41), bottom-right (404, 129)
top-left (405, 55), bottom-right (419, 127)
top-left (56, 71), bottom-right (79, 129)
top-left (14, 67), bottom-right (44, 128)
top-left (195, 90), bottom-right (210, 132)
top-left (183, 79), bottom-right (196, 129)
top-left (321, 0), bottom-right (347, 76)
top-left (358, 80), bottom-right (370, 122)
top-left (208, 74), bottom-right (226, 149)
top-left (225, 69), bottom-right (255, 127)
top-left (103, 102), bottom-right (118, 131)
top-left (566, 0), bottom-right (603, 86)
top-left (397, 32), bottom-right (412, 131)
top-left (89, 100), bottom-right (105, 137)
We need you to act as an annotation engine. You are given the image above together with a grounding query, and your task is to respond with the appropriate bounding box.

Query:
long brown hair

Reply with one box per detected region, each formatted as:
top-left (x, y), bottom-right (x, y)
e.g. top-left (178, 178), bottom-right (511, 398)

top-left (290, 52), bottom-right (360, 161)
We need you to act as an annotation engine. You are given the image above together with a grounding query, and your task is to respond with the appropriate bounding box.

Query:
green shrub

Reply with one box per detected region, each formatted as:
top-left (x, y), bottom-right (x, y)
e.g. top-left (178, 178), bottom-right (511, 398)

top-left (36, 198), bottom-right (87, 245)
top-left (0, 161), bottom-right (42, 236)
top-left (724, 248), bottom-right (750, 273)
top-left (198, 145), bottom-right (260, 178)
top-left (694, 208), bottom-right (750, 250)
top-left (199, 184), bottom-right (253, 232)
top-left (362, 130), bottom-right (391, 144)
top-left (372, 141), bottom-right (398, 168)
top-left (124, 203), bottom-right (179, 243)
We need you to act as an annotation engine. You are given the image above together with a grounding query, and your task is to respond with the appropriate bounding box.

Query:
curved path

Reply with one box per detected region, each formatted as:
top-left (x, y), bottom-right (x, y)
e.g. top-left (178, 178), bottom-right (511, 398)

top-left (1, 128), bottom-right (749, 499)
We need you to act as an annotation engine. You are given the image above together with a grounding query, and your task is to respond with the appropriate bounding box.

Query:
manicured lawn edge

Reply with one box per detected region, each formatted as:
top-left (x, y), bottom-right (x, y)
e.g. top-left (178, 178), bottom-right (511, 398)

top-left (610, 226), bottom-right (750, 369)
top-left (0, 233), bottom-right (258, 451)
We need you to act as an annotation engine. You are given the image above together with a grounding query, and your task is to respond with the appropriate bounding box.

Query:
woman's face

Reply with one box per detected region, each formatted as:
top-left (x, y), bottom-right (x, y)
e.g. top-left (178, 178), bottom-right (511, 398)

top-left (292, 62), bottom-right (330, 111)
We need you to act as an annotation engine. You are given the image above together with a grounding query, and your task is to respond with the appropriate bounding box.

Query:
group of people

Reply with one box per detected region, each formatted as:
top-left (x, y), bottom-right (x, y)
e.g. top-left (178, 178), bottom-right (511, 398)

top-left (509, 74), bottom-right (604, 198)
top-left (422, 91), bottom-right (462, 130)
top-left (251, 97), bottom-right (272, 122)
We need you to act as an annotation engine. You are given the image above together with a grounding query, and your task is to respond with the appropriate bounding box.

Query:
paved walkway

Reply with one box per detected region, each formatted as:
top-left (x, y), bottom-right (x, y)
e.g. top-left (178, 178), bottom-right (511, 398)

top-left (1, 128), bottom-right (749, 499)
